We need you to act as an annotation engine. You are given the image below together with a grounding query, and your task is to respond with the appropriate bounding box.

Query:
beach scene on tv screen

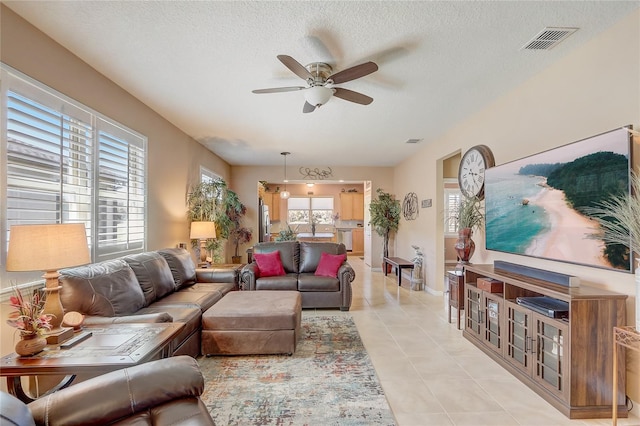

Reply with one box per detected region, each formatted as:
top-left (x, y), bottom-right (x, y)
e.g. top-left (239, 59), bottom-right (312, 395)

top-left (485, 128), bottom-right (631, 271)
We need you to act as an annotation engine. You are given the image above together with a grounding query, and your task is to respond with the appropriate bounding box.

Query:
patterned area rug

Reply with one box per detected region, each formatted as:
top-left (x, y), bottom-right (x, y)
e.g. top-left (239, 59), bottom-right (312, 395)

top-left (198, 315), bottom-right (396, 426)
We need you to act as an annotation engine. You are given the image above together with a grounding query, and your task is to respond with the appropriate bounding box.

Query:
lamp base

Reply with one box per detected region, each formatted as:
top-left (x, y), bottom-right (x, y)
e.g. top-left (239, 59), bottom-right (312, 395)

top-left (45, 327), bottom-right (74, 345)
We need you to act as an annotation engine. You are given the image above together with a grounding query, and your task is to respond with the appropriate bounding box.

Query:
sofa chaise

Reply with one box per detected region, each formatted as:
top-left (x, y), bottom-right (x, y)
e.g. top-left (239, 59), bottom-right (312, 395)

top-left (240, 241), bottom-right (355, 311)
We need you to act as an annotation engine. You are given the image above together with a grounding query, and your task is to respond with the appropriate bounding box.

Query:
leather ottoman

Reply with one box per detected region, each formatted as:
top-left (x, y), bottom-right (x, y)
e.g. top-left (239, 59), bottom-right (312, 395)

top-left (201, 291), bottom-right (302, 355)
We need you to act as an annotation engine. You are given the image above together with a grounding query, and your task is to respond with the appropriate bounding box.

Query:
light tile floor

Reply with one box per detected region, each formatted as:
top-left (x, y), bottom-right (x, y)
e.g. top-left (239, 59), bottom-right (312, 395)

top-left (309, 256), bottom-right (639, 426)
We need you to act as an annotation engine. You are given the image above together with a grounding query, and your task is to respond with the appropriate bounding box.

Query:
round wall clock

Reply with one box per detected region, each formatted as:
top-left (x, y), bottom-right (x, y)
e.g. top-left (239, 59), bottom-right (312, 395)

top-left (458, 144), bottom-right (495, 200)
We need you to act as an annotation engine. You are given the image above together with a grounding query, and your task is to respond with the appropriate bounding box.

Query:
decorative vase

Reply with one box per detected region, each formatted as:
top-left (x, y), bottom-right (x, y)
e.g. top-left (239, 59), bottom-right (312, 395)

top-left (454, 227), bottom-right (475, 264)
top-left (15, 333), bottom-right (47, 357)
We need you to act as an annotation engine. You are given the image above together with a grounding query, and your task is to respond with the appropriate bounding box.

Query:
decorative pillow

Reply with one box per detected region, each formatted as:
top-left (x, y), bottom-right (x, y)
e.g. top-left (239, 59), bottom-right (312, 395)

top-left (254, 250), bottom-right (286, 277)
top-left (314, 252), bottom-right (346, 278)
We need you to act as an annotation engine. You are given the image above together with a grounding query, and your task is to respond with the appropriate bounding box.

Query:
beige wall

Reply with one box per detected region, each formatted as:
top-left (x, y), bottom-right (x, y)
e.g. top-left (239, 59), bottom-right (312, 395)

top-left (0, 5), bottom-right (230, 365)
top-left (393, 9), bottom-right (640, 402)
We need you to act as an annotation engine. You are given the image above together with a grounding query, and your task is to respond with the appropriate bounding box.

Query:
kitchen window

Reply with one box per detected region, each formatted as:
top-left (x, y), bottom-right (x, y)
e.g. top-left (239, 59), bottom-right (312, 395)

top-left (287, 196), bottom-right (334, 224)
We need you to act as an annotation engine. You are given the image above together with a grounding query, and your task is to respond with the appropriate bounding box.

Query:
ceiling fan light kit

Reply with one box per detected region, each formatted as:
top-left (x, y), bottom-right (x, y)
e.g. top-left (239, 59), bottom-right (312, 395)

top-left (252, 54), bottom-right (378, 113)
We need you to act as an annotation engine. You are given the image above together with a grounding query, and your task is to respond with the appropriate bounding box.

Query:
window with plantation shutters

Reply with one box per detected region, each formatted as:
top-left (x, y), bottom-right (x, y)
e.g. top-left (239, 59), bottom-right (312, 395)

top-left (444, 188), bottom-right (462, 235)
top-left (1, 66), bottom-right (147, 286)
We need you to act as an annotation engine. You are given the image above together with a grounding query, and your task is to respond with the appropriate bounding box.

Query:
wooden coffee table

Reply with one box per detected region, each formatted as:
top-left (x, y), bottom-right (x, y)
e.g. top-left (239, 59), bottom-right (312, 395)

top-left (1, 322), bottom-right (184, 403)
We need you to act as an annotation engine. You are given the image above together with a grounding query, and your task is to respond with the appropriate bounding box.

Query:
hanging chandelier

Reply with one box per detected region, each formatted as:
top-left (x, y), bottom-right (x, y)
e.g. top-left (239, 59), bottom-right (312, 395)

top-left (280, 152), bottom-right (290, 199)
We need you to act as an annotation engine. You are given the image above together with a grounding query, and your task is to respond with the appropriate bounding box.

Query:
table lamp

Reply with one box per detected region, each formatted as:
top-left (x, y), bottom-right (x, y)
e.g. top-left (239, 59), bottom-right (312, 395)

top-left (190, 221), bottom-right (216, 267)
top-left (7, 223), bottom-right (90, 344)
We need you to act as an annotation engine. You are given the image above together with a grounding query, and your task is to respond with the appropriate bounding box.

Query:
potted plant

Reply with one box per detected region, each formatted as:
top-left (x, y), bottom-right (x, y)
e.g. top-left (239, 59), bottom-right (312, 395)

top-left (582, 169), bottom-right (640, 330)
top-left (187, 179), bottom-right (249, 263)
top-left (275, 224), bottom-right (298, 242)
top-left (451, 195), bottom-right (484, 267)
top-left (230, 227), bottom-right (252, 263)
top-left (369, 188), bottom-right (401, 270)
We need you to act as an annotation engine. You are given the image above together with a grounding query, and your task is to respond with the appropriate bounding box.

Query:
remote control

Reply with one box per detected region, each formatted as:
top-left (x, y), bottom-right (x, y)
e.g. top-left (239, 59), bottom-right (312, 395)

top-left (60, 331), bottom-right (92, 349)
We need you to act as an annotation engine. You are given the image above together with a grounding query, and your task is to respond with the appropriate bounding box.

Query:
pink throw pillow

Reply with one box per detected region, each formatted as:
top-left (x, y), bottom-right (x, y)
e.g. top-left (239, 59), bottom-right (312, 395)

top-left (254, 250), bottom-right (286, 277)
top-left (315, 252), bottom-right (346, 278)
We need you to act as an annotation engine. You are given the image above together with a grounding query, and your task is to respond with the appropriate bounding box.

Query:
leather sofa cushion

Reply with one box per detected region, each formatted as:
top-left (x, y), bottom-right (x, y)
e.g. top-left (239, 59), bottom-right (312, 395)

top-left (298, 273), bottom-right (340, 292)
top-left (157, 248), bottom-right (197, 289)
top-left (123, 251), bottom-right (176, 306)
top-left (137, 303), bottom-right (201, 345)
top-left (255, 274), bottom-right (298, 291)
top-left (60, 259), bottom-right (146, 317)
top-left (299, 242), bottom-right (346, 273)
top-left (253, 241), bottom-right (299, 273)
top-left (154, 290), bottom-right (223, 312)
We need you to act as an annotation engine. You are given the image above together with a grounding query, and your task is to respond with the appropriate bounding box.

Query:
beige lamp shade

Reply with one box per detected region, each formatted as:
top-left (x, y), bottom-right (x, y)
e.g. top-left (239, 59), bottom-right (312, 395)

top-left (190, 221), bottom-right (216, 240)
top-left (6, 223), bottom-right (90, 271)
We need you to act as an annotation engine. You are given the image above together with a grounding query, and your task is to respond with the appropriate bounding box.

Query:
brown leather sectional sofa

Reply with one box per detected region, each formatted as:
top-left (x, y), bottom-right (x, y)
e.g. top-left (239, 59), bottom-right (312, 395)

top-left (58, 248), bottom-right (239, 357)
top-left (240, 241), bottom-right (356, 311)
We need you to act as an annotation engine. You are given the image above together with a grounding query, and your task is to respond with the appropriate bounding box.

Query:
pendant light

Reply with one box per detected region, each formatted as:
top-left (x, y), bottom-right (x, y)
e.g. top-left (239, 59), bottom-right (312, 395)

top-left (280, 152), bottom-right (290, 199)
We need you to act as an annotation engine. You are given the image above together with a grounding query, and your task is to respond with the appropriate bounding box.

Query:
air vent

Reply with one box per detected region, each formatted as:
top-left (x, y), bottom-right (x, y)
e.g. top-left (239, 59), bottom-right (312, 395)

top-left (405, 138), bottom-right (422, 144)
top-left (521, 27), bottom-right (578, 51)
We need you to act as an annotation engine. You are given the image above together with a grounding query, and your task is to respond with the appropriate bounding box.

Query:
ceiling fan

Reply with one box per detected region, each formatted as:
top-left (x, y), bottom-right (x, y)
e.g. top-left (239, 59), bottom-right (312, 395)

top-left (252, 55), bottom-right (378, 113)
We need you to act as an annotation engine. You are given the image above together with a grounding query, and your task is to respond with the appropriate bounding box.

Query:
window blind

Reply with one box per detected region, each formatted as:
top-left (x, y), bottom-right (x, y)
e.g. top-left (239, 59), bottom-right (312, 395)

top-left (2, 67), bottom-right (147, 287)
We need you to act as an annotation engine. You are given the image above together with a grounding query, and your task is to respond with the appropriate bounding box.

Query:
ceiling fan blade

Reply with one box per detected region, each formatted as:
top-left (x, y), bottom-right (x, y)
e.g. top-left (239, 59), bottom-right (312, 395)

top-left (303, 101), bottom-right (316, 113)
top-left (333, 87), bottom-right (373, 105)
top-left (277, 55), bottom-right (313, 81)
top-left (252, 87), bottom-right (305, 94)
top-left (328, 61), bottom-right (378, 84)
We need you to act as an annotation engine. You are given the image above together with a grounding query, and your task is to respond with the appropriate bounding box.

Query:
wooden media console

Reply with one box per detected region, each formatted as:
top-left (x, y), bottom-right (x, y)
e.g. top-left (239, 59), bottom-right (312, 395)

top-left (462, 264), bottom-right (627, 419)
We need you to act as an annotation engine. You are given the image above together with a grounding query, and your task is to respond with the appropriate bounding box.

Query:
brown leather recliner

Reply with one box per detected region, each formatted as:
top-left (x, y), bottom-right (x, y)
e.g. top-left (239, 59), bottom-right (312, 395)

top-left (0, 356), bottom-right (214, 426)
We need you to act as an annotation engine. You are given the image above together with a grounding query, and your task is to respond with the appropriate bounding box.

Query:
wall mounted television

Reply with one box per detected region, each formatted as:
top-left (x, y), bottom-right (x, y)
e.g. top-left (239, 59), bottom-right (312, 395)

top-left (485, 127), bottom-right (632, 272)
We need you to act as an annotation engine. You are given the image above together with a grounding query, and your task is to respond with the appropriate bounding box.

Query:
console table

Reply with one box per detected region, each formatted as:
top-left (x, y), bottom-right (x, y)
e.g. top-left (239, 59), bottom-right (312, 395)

top-left (383, 257), bottom-right (414, 286)
top-left (462, 264), bottom-right (627, 419)
top-left (1, 322), bottom-right (184, 403)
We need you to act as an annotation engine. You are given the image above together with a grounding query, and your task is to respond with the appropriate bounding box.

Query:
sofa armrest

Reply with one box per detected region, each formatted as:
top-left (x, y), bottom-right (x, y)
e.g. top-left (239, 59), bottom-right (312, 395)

top-left (29, 356), bottom-right (207, 426)
top-left (82, 312), bottom-right (173, 325)
top-left (240, 263), bottom-right (258, 291)
top-left (337, 261), bottom-right (355, 311)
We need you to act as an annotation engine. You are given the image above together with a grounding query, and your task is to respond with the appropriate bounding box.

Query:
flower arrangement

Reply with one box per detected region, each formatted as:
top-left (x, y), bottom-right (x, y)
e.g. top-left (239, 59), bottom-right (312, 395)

top-left (6, 286), bottom-right (53, 336)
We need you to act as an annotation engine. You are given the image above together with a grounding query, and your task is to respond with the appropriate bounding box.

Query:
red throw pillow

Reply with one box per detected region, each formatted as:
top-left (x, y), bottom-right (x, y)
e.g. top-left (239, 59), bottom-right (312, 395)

top-left (254, 250), bottom-right (286, 277)
top-left (315, 252), bottom-right (346, 278)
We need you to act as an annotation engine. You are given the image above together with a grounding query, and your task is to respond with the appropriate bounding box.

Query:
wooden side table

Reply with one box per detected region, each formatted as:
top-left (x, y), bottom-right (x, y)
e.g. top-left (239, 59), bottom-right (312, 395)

top-left (612, 326), bottom-right (639, 425)
top-left (447, 270), bottom-right (465, 329)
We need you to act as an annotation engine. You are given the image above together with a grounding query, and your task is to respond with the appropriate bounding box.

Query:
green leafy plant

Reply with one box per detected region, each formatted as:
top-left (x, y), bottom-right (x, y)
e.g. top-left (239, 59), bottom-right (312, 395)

top-left (452, 195), bottom-right (484, 233)
top-left (369, 188), bottom-right (401, 258)
top-left (275, 224), bottom-right (298, 242)
top-left (582, 170), bottom-right (640, 268)
top-left (187, 179), bottom-right (249, 262)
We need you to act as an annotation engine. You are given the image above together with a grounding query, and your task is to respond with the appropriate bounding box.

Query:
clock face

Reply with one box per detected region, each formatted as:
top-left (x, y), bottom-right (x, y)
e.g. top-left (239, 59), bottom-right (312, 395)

top-left (458, 145), bottom-right (495, 199)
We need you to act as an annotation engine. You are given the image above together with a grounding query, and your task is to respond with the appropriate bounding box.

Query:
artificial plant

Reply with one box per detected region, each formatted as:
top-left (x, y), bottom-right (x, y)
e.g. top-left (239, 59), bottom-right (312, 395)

top-left (369, 188), bottom-right (401, 259)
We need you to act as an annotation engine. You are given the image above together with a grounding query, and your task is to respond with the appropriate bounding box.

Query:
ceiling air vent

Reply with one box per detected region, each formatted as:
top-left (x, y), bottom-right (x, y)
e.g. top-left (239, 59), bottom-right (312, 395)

top-left (521, 27), bottom-right (578, 51)
top-left (405, 138), bottom-right (422, 144)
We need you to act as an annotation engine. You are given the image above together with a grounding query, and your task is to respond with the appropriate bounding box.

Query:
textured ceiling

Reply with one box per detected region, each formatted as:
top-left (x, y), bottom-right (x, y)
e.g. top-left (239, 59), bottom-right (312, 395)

top-left (4, 1), bottom-right (639, 167)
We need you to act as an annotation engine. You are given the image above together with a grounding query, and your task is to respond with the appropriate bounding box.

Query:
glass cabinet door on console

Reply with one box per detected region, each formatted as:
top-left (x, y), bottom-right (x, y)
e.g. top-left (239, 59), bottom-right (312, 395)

top-left (483, 294), bottom-right (503, 355)
top-left (534, 316), bottom-right (569, 402)
top-left (465, 284), bottom-right (483, 340)
top-left (505, 300), bottom-right (533, 376)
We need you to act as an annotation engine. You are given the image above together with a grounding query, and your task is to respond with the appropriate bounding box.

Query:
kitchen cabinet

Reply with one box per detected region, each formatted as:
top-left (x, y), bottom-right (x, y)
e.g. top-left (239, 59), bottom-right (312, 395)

top-left (463, 264), bottom-right (627, 419)
top-left (351, 228), bottom-right (364, 255)
top-left (339, 193), bottom-right (364, 221)
top-left (263, 193), bottom-right (280, 222)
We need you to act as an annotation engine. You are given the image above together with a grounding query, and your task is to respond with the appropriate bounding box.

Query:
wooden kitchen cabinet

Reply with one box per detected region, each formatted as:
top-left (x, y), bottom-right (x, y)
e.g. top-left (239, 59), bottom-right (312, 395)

top-left (339, 193), bottom-right (364, 220)
top-left (351, 227), bottom-right (364, 255)
top-left (263, 193), bottom-right (280, 222)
